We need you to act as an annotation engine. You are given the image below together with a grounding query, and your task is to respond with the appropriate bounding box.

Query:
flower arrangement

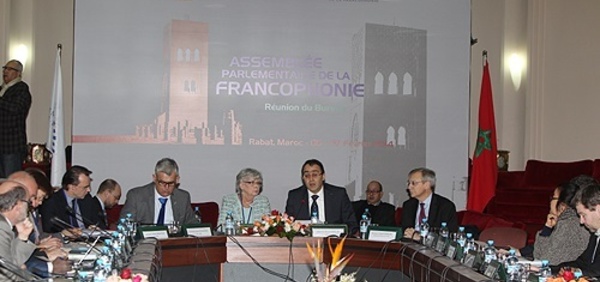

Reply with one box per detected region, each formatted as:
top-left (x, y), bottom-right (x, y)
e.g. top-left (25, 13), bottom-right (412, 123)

top-left (242, 210), bottom-right (309, 241)
top-left (306, 236), bottom-right (363, 282)
top-left (105, 268), bottom-right (148, 282)
top-left (546, 268), bottom-right (590, 282)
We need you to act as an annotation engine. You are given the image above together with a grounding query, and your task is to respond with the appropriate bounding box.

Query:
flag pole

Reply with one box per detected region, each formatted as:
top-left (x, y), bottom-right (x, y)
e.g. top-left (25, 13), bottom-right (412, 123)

top-left (482, 50), bottom-right (487, 67)
top-left (48, 44), bottom-right (66, 187)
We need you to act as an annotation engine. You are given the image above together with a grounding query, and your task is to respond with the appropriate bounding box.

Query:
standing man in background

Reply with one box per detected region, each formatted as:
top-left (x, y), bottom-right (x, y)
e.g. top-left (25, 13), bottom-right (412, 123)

top-left (0, 60), bottom-right (32, 178)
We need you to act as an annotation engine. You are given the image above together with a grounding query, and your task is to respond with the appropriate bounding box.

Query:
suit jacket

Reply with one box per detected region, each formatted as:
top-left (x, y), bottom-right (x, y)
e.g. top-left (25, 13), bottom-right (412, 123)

top-left (88, 196), bottom-right (108, 230)
top-left (218, 193), bottom-right (271, 226)
top-left (554, 234), bottom-right (600, 277)
top-left (0, 80), bottom-right (32, 154)
top-left (25, 250), bottom-right (50, 278)
top-left (39, 189), bottom-right (98, 233)
top-left (401, 193), bottom-right (458, 232)
top-left (0, 214), bottom-right (37, 281)
top-left (120, 182), bottom-right (198, 225)
top-left (352, 200), bottom-right (397, 227)
top-left (285, 183), bottom-right (358, 234)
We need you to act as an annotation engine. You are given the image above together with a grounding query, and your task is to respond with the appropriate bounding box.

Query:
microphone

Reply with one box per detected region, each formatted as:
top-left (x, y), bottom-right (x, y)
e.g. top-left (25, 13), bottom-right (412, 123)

top-left (50, 216), bottom-right (77, 231)
top-left (66, 206), bottom-right (112, 238)
top-left (74, 235), bottom-right (102, 266)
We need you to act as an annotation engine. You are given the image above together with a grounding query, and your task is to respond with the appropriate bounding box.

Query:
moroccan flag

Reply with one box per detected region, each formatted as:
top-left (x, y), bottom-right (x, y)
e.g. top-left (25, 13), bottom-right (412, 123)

top-left (467, 57), bottom-right (498, 212)
top-left (46, 46), bottom-right (66, 187)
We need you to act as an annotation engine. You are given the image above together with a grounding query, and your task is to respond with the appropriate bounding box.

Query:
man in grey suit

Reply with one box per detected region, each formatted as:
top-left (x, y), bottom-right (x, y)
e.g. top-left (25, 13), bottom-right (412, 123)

top-left (0, 180), bottom-right (37, 280)
top-left (120, 158), bottom-right (198, 225)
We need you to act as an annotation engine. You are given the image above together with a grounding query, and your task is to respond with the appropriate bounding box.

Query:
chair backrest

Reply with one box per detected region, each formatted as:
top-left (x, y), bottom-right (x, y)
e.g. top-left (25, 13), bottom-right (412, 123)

top-left (394, 207), bottom-right (402, 226)
top-left (191, 202), bottom-right (219, 229)
top-left (478, 226), bottom-right (528, 249)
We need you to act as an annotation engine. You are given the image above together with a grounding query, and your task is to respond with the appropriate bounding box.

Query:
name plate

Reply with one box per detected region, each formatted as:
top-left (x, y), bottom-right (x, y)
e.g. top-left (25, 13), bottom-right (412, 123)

top-left (311, 224), bottom-right (347, 237)
top-left (183, 224), bottom-right (213, 237)
top-left (366, 226), bottom-right (402, 242)
top-left (137, 225), bottom-right (169, 239)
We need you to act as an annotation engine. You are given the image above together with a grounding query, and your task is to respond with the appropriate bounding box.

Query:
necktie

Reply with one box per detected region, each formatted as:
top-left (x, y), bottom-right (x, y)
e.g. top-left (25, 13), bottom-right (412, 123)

top-left (418, 202), bottom-right (426, 225)
top-left (29, 213), bottom-right (39, 243)
top-left (311, 195), bottom-right (319, 219)
top-left (157, 197), bottom-right (168, 225)
top-left (71, 199), bottom-right (79, 227)
top-left (101, 209), bottom-right (108, 227)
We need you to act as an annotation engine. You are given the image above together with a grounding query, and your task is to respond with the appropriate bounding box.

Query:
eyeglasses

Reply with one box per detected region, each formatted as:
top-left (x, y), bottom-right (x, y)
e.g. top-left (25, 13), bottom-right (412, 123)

top-left (2, 66), bottom-right (20, 72)
top-left (366, 190), bottom-right (381, 194)
top-left (243, 180), bottom-right (263, 186)
top-left (109, 191), bottom-right (121, 201)
top-left (406, 180), bottom-right (425, 186)
top-left (303, 172), bottom-right (323, 179)
top-left (157, 181), bottom-right (177, 188)
top-left (19, 199), bottom-right (32, 208)
top-left (549, 196), bottom-right (559, 202)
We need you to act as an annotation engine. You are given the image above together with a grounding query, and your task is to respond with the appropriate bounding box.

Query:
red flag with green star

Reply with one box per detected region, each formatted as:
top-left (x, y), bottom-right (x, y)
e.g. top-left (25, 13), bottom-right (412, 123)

top-left (467, 57), bottom-right (498, 212)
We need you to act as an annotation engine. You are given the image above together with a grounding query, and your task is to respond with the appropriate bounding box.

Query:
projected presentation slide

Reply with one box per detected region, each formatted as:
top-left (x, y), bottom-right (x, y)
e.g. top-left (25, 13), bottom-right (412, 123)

top-left (72, 0), bottom-right (470, 209)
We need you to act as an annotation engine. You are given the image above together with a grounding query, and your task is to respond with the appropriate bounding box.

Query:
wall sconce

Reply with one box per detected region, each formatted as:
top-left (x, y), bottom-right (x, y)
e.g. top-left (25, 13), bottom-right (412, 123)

top-left (508, 53), bottom-right (525, 91)
top-left (10, 44), bottom-right (29, 68)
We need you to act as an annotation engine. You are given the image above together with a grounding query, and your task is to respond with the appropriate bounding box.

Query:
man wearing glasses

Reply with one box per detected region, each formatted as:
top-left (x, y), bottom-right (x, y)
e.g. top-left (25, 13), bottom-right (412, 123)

top-left (402, 167), bottom-right (458, 240)
top-left (0, 180), bottom-right (37, 280)
top-left (352, 180), bottom-right (396, 226)
top-left (0, 60), bottom-right (32, 178)
top-left (121, 158), bottom-right (198, 225)
top-left (285, 159), bottom-right (358, 235)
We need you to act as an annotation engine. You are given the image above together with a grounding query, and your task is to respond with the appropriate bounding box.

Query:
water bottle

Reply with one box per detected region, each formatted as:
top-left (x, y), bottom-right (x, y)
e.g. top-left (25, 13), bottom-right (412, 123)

top-left (419, 218), bottom-right (430, 243)
top-left (93, 259), bottom-right (108, 282)
top-left (194, 206), bottom-right (202, 223)
top-left (538, 260), bottom-right (551, 282)
top-left (479, 239), bottom-right (497, 273)
top-left (363, 208), bottom-right (372, 226)
top-left (311, 211), bottom-right (319, 224)
top-left (225, 211), bottom-right (235, 236)
top-left (360, 214), bottom-right (369, 239)
top-left (504, 249), bottom-right (521, 282)
top-left (439, 222), bottom-right (449, 239)
top-left (464, 233), bottom-right (477, 255)
top-left (456, 226), bottom-right (466, 247)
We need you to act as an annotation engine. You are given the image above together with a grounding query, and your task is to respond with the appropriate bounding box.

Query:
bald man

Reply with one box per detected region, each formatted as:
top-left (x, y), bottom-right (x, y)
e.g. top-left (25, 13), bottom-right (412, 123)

top-left (8, 171), bottom-right (71, 277)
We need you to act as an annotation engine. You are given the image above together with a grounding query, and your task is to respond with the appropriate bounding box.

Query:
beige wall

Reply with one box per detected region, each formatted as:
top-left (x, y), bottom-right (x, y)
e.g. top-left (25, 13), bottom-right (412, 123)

top-left (2, 0), bottom-right (73, 146)
top-left (3, 0), bottom-right (600, 170)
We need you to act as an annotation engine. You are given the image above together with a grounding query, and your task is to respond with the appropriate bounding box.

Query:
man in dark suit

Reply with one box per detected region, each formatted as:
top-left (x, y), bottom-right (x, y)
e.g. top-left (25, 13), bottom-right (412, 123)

top-left (285, 159), bottom-right (358, 235)
top-left (0, 60), bottom-right (32, 178)
top-left (120, 158), bottom-right (198, 225)
top-left (89, 178), bottom-right (121, 229)
top-left (402, 167), bottom-right (458, 240)
top-left (352, 180), bottom-right (396, 226)
top-left (39, 165), bottom-right (96, 233)
top-left (553, 183), bottom-right (600, 276)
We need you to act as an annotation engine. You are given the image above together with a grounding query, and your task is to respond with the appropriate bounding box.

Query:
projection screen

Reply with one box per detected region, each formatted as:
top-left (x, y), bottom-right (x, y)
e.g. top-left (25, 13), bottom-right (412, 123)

top-left (72, 0), bottom-right (471, 211)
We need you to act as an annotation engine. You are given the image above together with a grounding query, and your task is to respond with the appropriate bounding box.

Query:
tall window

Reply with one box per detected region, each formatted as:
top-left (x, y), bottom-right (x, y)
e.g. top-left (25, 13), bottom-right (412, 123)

top-left (374, 72), bottom-right (383, 95)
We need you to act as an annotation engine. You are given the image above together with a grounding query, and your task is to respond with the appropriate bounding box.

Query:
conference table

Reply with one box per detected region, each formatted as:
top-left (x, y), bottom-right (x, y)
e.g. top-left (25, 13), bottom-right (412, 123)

top-left (156, 235), bottom-right (489, 282)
